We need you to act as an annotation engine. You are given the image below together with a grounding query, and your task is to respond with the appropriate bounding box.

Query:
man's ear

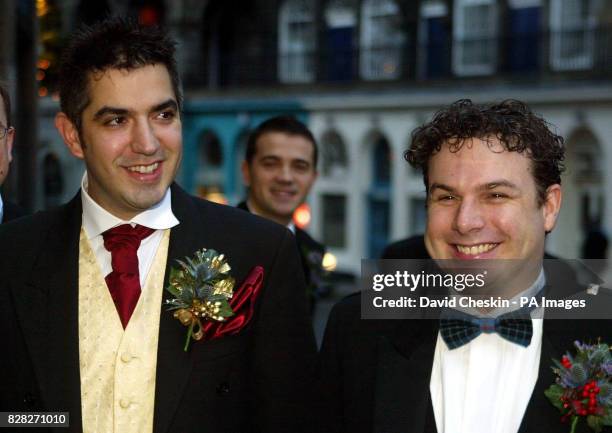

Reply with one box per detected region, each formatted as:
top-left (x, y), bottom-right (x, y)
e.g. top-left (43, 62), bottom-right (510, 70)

top-left (543, 184), bottom-right (562, 233)
top-left (241, 160), bottom-right (251, 187)
top-left (5, 127), bottom-right (14, 163)
top-left (55, 112), bottom-right (84, 159)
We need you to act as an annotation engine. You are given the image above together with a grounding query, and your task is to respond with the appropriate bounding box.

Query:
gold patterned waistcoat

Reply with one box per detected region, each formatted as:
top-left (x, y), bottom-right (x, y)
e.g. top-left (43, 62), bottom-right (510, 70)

top-left (78, 228), bottom-right (169, 433)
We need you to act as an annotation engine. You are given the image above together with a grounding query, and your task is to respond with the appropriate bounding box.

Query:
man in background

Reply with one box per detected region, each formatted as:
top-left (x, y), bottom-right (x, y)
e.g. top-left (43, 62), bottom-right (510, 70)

top-left (0, 83), bottom-right (25, 223)
top-left (239, 115), bottom-right (328, 312)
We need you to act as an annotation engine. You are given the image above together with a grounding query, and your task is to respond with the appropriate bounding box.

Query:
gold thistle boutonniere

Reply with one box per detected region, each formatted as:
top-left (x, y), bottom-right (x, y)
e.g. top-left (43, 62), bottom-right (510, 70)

top-left (165, 249), bottom-right (235, 351)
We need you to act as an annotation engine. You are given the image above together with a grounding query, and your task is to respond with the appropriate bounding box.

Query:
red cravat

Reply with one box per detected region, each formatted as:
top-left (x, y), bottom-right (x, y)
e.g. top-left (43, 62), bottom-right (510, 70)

top-left (103, 224), bottom-right (155, 328)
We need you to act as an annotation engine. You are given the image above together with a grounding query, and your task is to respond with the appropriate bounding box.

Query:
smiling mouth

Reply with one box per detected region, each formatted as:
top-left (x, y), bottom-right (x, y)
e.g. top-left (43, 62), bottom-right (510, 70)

top-left (271, 190), bottom-right (296, 197)
top-left (455, 243), bottom-right (498, 255)
top-left (127, 162), bottom-right (159, 174)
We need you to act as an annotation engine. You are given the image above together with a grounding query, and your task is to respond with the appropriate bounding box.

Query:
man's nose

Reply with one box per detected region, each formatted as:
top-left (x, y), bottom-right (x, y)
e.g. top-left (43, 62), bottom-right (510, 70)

top-left (452, 197), bottom-right (485, 234)
top-left (275, 165), bottom-right (293, 182)
top-left (131, 120), bottom-right (160, 155)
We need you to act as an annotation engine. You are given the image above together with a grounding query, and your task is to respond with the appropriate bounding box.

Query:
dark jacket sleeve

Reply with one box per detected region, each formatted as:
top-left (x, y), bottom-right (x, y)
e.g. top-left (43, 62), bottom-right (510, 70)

top-left (250, 228), bottom-right (318, 432)
top-left (317, 301), bottom-right (345, 433)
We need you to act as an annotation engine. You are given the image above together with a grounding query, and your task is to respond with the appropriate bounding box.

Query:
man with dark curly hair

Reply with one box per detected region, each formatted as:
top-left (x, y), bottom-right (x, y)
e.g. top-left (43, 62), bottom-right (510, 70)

top-left (318, 100), bottom-right (612, 433)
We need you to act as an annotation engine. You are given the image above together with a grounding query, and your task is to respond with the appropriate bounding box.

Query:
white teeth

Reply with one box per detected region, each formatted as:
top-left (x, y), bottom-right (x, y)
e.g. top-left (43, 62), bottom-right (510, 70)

top-left (456, 243), bottom-right (496, 255)
top-left (128, 162), bottom-right (158, 174)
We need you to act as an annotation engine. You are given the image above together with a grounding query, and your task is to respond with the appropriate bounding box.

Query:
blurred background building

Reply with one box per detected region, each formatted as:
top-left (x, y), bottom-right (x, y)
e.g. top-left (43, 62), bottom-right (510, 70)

top-left (1, 0), bottom-right (611, 276)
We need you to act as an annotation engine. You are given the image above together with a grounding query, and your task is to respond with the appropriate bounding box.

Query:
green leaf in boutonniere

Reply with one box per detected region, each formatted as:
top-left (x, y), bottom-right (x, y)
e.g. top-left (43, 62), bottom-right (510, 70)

top-left (165, 249), bottom-right (235, 351)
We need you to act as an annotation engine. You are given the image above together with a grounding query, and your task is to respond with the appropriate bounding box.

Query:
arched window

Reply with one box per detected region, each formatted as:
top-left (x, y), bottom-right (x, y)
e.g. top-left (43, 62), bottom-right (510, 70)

top-left (372, 135), bottom-right (391, 186)
top-left (195, 130), bottom-right (226, 203)
top-left (571, 129), bottom-right (603, 229)
top-left (360, 0), bottom-right (404, 80)
top-left (366, 133), bottom-right (392, 258)
top-left (278, 0), bottom-right (315, 83)
top-left (321, 130), bottom-right (348, 178)
top-left (234, 129), bottom-right (250, 203)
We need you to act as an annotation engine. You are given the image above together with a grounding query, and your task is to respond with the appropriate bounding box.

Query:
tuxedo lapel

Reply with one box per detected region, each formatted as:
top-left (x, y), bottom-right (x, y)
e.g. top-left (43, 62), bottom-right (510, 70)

top-left (153, 185), bottom-right (205, 433)
top-left (11, 195), bottom-right (83, 432)
top-left (373, 320), bottom-right (439, 433)
top-left (518, 321), bottom-right (568, 433)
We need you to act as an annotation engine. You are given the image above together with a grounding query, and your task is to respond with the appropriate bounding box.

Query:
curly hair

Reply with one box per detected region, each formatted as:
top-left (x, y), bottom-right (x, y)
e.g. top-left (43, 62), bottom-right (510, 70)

top-left (405, 99), bottom-right (565, 206)
top-left (58, 17), bottom-right (181, 132)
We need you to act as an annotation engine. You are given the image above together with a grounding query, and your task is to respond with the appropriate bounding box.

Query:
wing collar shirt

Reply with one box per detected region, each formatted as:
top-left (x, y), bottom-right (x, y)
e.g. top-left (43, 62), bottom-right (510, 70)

top-left (80, 173), bottom-right (179, 286)
top-left (430, 269), bottom-right (545, 433)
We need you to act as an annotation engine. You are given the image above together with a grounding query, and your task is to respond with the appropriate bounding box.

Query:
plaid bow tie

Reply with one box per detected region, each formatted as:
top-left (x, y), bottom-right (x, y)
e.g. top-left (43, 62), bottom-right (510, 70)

top-left (439, 310), bottom-right (533, 350)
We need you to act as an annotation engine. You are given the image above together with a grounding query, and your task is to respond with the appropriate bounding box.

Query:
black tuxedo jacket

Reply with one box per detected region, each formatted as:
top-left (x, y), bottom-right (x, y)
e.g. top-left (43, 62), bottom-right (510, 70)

top-left (2, 198), bottom-right (26, 223)
top-left (237, 201), bottom-right (326, 311)
top-left (319, 293), bottom-right (612, 433)
top-left (0, 184), bottom-right (317, 433)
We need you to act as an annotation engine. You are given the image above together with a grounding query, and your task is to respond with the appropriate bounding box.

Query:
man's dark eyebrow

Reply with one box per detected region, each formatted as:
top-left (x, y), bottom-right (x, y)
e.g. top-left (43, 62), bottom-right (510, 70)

top-left (482, 180), bottom-right (520, 191)
top-left (93, 106), bottom-right (128, 121)
top-left (429, 183), bottom-right (456, 193)
top-left (152, 99), bottom-right (178, 113)
top-left (259, 155), bottom-right (281, 161)
top-left (92, 99), bottom-right (178, 121)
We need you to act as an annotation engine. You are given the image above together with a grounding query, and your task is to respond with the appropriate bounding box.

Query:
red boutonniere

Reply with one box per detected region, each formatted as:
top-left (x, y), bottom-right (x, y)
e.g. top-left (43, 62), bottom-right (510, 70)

top-left (545, 341), bottom-right (612, 433)
top-left (165, 248), bottom-right (264, 351)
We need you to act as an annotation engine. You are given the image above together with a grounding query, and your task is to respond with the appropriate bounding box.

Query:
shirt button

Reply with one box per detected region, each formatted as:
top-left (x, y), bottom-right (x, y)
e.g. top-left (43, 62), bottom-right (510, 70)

top-left (120, 352), bottom-right (132, 363)
top-left (119, 399), bottom-right (130, 409)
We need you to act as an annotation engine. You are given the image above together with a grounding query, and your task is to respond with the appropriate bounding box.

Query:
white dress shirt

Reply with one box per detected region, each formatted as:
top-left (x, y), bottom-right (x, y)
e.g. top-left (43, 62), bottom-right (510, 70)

top-left (430, 271), bottom-right (545, 433)
top-left (0, 193), bottom-right (4, 223)
top-left (80, 173), bottom-right (179, 286)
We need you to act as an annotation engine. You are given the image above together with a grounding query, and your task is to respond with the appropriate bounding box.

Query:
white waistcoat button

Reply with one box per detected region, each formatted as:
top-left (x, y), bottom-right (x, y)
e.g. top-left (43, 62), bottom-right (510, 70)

top-left (119, 399), bottom-right (130, 409)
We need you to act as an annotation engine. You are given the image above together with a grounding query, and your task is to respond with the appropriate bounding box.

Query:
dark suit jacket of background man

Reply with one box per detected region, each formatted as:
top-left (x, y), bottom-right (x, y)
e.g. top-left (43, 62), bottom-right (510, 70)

top-left (318, 266), bottom-right (612, 433)
top-left (237, 200), bottom-right (326, 312)
top-left (2, 199), bottom-right (26, 223)
top-left (0, 184), bottom-right (317, 433)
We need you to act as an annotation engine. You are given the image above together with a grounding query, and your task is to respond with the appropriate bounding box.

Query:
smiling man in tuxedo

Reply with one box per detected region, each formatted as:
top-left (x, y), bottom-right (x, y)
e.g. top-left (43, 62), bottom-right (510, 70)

top-left (319, 99), bottom-right (612, 433)
top-left (0, 18), bottom-right (316, 433)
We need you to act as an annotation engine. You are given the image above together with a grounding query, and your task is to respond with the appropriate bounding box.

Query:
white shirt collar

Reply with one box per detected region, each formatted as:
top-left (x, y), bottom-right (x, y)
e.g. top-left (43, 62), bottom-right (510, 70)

top-left (287, 221), bottom-right (296, 234)
top-left (0, 193), bottom-right (4, 223)
top-left (80, 172), bottom-right (179, 239)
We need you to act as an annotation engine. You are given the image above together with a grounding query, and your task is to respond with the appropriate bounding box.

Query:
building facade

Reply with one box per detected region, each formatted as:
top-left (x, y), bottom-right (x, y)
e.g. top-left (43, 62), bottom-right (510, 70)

top-left (31, 0), bottom-right (612, 274)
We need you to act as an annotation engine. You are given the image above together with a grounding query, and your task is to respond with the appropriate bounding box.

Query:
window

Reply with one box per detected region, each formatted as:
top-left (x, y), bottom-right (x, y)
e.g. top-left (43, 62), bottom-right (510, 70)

top-left (550, 0), bottom-right (595, 71)
top-left (321, 130), bottom-right (348, 178)
top-left (409, 197), bottom-right (427, 235)
top-left (196, 130), bottom-right (226, 203)
top-left (372, 136), bottom-right (391, 186)
top-left (453, 0), bottom-right (498, 76)
top-left (322, 194), bottom-right (347, 248)
top-left (418, 1), bottom-right (451, 79)
top-left (324, 0), bottom-right (358, 81)
top-left (278, 0), bottom-right (315, 83)
top-left (360, 0), bottom-right (405, 80)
